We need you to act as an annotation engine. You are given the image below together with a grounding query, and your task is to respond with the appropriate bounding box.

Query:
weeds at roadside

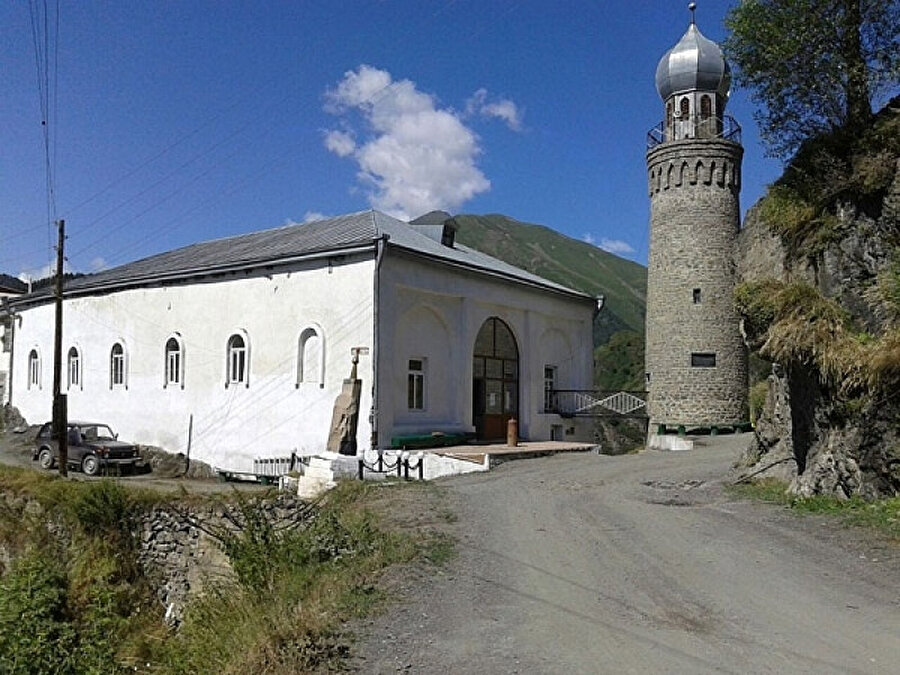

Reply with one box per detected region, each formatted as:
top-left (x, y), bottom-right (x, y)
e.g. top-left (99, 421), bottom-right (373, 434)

top-left (154, 481), bottom-right (421, 674)
top-left (0, 476), bottom-right (159, 674)
top-left (423, 531), bottom-right (456, 565)
top-left (729, 478), bottom-right (900, 540)
top-left (0, 466), bottom-right (454, 674)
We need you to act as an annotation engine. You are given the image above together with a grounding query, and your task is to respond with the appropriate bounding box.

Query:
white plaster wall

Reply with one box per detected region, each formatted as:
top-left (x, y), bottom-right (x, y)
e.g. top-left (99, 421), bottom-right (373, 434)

top-left (0, 323), bottom-right (10, 406)
top-left (359, 448), bottom-right (489, 480)
top-left (0, 293), bottom-right (18, 406)
top-left (377, 248), bottom-right (594, 446)
top-left (11, 256), bottom-right (375, 471)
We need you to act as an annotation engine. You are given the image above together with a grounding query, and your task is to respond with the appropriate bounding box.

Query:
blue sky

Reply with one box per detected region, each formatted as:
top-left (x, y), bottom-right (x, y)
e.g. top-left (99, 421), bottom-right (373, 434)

top-left (1, 0), bottom-right (782, 280)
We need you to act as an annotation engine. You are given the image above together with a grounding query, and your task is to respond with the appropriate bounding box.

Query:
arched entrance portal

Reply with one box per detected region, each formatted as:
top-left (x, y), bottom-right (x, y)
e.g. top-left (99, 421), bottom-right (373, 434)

top-left (472, 317), bottom-right (519, 440)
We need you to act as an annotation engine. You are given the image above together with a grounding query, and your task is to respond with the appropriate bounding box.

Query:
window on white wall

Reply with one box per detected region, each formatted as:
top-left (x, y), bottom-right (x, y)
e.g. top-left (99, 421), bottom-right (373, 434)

top-left (543, 365), bottom-right (557, 413)
top-left (227, 333), bottom-right (248, 386)
top-left (297, 327), bottom-right (323, 387)
top-left (165, 336), bottom-right (183, 388)
top-left (407, 358), bottom-right (425, 410)
top-left (28, 349), bottom-right (40, 389)
top-left (110, 343), bottom-right (126, 388)
top-left (67, 347), bottom-right (81, 390)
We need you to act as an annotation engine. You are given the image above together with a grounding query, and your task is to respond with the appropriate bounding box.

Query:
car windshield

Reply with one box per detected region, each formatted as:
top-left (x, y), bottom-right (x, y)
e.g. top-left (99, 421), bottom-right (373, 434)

top-left (78, 425), bottom-right (116, 441)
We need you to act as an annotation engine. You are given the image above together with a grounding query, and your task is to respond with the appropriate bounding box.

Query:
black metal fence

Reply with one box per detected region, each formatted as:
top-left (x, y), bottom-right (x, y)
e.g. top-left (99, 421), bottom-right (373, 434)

top-left (358, 449), bottom-right (425, 480)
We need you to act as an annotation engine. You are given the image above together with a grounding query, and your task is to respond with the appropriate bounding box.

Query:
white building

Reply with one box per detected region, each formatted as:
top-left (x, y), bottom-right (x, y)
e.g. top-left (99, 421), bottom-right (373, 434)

top-left (4, 210), bottom-right (597, 471)
top-left (1, 273), bottom-right (28, 407)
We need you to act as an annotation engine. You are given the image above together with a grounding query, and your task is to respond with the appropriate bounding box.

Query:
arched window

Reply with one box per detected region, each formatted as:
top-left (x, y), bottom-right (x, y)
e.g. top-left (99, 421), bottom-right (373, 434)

top-left (666, 100), bottom-right (674, 130)
top-left (165, 335), bottom-right (184, 388)
top-left (297, 326), bottom-right (324, 387)
top-left (700, 94), bottom-right (711, 120)
top-left (110, 342), bottom-right (126, 388)
top-left (226, 332), bottom-right (249, 387)
top-left (28, 349), bottom-right (40, 390)
top-left (67, 346), bottom-right (81, 390)
top-left (679, 97), bottom-right (690, 118)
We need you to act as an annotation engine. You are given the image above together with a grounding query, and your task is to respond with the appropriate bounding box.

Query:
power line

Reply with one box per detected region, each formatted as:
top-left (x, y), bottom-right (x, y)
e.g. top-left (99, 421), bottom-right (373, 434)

top-left (53, 1), bottom-right (526, 274)
top-left (67, 92), bottom-right (294, 262)
top-left (27, 0), bottom-right (59, 271)
top-left (60, 73), bottom-right (286, 223)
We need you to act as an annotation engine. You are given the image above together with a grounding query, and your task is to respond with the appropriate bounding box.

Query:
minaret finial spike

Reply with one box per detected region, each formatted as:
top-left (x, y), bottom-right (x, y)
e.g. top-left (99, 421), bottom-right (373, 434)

top-left (689, 2), bottom-right (697, 25)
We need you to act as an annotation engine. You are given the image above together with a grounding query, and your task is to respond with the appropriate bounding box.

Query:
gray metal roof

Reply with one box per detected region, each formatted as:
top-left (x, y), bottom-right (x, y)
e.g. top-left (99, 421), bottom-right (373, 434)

top-left (372, 212), bottom-right (589, 299)
top-left (13, 210), bottom-right (590, 304)
top-left (655, 22), bottom-right (730, 102)
top-left (0, 274), bottom-right (27, 294)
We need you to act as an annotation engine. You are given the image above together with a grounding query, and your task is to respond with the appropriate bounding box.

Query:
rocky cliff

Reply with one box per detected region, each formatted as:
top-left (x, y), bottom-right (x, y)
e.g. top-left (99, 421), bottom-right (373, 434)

top-left (735, 101), bottom-right (900, 498)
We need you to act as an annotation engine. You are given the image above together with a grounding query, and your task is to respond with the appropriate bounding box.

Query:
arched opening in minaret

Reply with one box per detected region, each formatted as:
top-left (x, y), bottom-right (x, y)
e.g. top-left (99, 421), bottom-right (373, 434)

top-left (666, 100), bottom-right (674, 140)
top-left (700, 95), bottom-right (715, 137)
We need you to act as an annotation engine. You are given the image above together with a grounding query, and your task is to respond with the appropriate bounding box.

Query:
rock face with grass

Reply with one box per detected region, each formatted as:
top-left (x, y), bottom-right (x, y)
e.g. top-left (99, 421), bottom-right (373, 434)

top-left (736, 101), bottom-right (900, 498)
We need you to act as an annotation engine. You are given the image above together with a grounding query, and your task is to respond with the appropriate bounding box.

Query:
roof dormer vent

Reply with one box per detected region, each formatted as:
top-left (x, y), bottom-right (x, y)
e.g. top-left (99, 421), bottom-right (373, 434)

top-left (409, 210), bottom-right (457, 248)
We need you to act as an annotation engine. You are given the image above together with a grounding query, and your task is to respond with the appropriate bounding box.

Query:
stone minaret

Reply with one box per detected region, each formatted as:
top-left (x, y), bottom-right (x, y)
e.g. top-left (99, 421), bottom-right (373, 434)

top-left (645, 5), bottom-right (748, 433)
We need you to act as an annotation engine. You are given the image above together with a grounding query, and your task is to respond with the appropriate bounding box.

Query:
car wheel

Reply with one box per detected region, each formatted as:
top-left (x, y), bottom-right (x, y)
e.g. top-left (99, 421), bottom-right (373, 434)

top-left (38, 448), bottom-right (55, 470)
top-left (82, 454), bottom-right (101, 476)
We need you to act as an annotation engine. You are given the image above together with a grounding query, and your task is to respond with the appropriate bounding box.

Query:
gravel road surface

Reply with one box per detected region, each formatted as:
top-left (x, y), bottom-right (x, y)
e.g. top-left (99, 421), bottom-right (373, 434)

top-left (354, 434), bottom-right (900, 674)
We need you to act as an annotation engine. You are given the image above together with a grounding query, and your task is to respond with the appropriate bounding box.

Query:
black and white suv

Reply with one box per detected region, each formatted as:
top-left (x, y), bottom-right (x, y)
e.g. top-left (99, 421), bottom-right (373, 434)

top-left (33, 421), bottom-right (140, 476)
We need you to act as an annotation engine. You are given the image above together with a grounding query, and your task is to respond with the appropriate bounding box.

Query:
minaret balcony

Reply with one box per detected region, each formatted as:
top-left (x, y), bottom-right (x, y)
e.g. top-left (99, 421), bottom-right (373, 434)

top-left (647, 114), bottom-right (741, 149)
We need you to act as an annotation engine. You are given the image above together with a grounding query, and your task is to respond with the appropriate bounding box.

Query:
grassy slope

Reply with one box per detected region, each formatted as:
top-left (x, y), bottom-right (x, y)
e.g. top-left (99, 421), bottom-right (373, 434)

top-left (453, 214), bottom-right (647, 345)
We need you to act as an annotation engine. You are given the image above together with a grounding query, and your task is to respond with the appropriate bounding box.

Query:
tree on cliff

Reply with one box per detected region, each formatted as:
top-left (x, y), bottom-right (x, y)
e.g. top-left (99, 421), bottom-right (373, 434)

top-left (724, 0), bottom-right (900, 158)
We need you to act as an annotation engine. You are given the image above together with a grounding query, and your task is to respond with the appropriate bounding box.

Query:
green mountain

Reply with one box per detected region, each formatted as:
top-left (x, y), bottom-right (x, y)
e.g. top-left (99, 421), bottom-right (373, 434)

top-left (453, 213), bottom-right (647, 346)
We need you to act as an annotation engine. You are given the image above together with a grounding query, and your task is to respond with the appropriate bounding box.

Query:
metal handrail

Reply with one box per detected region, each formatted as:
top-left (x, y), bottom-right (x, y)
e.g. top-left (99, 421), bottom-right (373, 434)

top-left (647, 114), bottom-right (741, 148)
top-left (549, 390), bottom-right (648, 418)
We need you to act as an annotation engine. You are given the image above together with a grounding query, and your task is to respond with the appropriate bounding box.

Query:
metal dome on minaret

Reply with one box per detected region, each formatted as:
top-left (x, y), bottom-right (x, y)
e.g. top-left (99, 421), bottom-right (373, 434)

top-left (655, 7), bottom-right (730, 101)
top-left (644, 3), bottom-right (749, 440)
top-left (649, 2), bottom-right (739, 145)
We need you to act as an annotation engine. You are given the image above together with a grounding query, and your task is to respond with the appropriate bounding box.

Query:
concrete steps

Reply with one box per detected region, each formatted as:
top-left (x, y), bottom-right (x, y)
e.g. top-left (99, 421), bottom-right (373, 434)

top-left (295, 453), bottom-right (357, 499)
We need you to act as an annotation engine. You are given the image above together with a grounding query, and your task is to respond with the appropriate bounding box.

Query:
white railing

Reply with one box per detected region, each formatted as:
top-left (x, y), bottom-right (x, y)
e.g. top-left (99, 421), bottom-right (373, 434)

top-left (551, 390), bottom-right (648, 418)
top-left (647, 114), bottom-right (741, 148)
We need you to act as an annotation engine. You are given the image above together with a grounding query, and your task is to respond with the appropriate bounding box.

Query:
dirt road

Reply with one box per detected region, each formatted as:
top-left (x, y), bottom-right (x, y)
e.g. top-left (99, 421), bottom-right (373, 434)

top-left (354, 435), bottom-right (900, 674)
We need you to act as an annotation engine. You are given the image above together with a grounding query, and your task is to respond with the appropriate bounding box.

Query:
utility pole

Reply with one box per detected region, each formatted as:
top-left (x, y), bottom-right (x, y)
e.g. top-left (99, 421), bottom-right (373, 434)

top-left (52, 219), bottom-right (67, 476)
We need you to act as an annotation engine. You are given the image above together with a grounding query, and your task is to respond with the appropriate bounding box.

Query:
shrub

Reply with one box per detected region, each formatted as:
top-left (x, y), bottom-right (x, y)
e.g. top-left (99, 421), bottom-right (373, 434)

top-left (0, 479), bottom-right (159, 674)
top-left (758, 184), bottom-right (819, 243)
top-left (0, 547), bottom-right (77, 675)
top-left (733, 279), bottom-right (899, 395)
top-left (757, 104), bottom-right (899, 252)
top-left (72, 480), bottom-right (136, 542)
top-left (156, 483), bottom-right (415, 673)
top-left (866, 255), bottom-right (900, 329)
top-left (749, 381), bottom-right (769, 424)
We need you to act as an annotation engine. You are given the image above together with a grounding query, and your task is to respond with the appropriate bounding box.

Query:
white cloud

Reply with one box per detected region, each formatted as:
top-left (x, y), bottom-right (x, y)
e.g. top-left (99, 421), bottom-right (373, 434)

top-left (599, 238), bottom-right (635, 255)
top-left (19, 264), bottom-right (55, 282)
top-left (302, 211), bottom-right (328, 223)
top-left (323, 130), bottom-right (356, 157)
top-left (466, 88), bottom-right (523, 131)
top-left (323, 65), bottom-right (491, 220)
top-left (19, 256), bottom-right (105, 281)
top-left (284, 211), bottom-right (330, 227)
top-left (582, 234), bottom-right (636, 256)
